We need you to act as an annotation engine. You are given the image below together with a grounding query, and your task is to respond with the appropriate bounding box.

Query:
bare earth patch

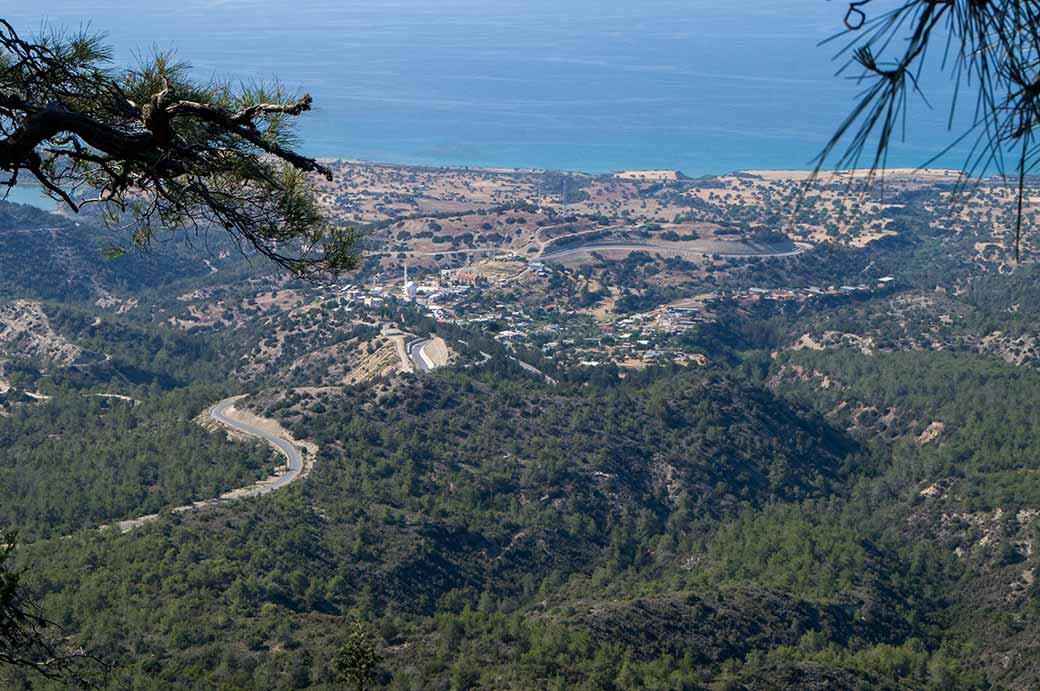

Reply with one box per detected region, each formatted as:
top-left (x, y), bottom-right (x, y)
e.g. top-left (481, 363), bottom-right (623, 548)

top-left (916, 421), bottom-right (945, 446)
top-left (0, 300), bottom-right (86, 366)
top-left (421, 336), bottom-right (451, 368)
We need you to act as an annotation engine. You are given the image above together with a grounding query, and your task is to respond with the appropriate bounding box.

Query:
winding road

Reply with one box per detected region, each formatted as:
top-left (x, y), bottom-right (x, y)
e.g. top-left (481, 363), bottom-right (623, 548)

top-left (208, 396), bottom-right (304, 495)
top-left (539, 240), bottom-right (812, 263)
top-left (510, 356), bottom-right (557, 385)
top-left (104, 395), bottom-right (308, 533)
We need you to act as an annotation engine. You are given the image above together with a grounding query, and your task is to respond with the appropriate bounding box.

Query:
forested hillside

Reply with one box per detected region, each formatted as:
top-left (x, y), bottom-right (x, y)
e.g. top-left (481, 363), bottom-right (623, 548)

top-left (767, 349), bottom-right (1040, 690)
top-left (0, 201), bottom-right (241, 303)
top-left (0, 362), bottom-right (1001, 690)
top-left (0, 385), bottom-right (274, 541)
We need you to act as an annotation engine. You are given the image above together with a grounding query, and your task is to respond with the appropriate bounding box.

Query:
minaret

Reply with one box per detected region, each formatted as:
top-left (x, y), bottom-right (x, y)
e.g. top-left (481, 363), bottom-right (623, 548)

top-left (403, 261), bottom-right (417, 299)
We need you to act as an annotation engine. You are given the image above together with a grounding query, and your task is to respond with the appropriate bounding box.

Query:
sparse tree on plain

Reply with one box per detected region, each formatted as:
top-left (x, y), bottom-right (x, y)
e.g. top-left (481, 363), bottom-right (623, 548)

top-left (822, 0), bottom-right (1040, 259)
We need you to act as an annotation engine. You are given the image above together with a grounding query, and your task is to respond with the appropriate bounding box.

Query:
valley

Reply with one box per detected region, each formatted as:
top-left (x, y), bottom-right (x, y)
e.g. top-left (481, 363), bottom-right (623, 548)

top-left (2, 161), bottom-right (1040, 690)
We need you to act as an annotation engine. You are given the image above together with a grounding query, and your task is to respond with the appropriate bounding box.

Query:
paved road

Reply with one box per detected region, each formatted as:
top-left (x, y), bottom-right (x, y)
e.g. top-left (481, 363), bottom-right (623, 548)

top-left (103, 396), bottom-right (306, 533)
top-left (511, 356), bottom-right (557, 385)
top-left (406, 337), bottom-right (434, 372)
top-left (496, 266), bottom-right (532, 285)
top-left (208, 397), bottom-right (304, 495)
top-left (366, 246), bottom-right (501, 258)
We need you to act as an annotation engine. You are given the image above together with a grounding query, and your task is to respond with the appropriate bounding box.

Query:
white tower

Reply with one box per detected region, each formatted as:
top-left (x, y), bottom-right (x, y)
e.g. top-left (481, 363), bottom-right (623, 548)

top-left (403, 262), bottom-right (417, 299)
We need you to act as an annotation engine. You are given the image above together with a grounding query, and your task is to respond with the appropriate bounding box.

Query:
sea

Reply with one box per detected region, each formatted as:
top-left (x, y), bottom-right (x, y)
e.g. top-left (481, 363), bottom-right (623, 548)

top-left (6, 0), bottom-right (970, 176)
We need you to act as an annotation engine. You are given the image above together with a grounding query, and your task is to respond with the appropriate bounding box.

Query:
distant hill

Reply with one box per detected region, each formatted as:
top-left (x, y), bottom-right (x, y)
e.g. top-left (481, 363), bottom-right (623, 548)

top-left (0, 201), bottom-right (240, 303)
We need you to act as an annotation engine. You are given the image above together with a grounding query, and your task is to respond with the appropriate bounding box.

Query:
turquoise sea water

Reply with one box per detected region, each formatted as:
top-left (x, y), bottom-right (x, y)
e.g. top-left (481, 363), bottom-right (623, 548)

top-left (7, 0), bottom-right (967, 175)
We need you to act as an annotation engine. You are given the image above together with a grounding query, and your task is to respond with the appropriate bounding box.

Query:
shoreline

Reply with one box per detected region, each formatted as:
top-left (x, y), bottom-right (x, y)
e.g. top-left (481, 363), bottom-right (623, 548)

top-left (316, 157), bottom-right (969, 180)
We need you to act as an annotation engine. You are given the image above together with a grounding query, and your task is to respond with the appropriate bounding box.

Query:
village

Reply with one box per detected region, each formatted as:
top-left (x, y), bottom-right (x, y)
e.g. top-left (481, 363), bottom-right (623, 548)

top-left (312, 252), bottom-right (898, 370)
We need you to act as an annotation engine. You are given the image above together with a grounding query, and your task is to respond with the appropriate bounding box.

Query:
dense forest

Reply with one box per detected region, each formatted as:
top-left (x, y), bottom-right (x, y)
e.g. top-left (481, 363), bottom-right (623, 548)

top-left (0, 385), bottom-right (274, 541)
top-left (1, 351), bottom-right (1031, 690)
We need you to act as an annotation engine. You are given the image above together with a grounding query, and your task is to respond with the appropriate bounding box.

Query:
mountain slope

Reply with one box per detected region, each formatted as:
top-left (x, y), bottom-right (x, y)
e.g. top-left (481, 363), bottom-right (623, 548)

top-left (0, 201), bottom-right (237, 303)
top-left (8, 366), bottom-right (877, 690)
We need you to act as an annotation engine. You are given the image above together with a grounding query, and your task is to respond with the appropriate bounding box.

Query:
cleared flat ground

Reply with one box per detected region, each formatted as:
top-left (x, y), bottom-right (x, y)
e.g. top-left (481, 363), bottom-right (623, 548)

top-left (540, 238), bottom-right (806, 264)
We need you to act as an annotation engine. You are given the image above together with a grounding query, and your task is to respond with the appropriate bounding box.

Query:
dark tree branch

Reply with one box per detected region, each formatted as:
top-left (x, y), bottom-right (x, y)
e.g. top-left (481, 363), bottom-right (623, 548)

top-left (1, 533), bottom-right (108, 687)
top-left (0, 18), bottom-right (356, 278)
top-left (164, 97), bottom-right (333, 179)
top-left (820, 0), bottom-right (1040, 261)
